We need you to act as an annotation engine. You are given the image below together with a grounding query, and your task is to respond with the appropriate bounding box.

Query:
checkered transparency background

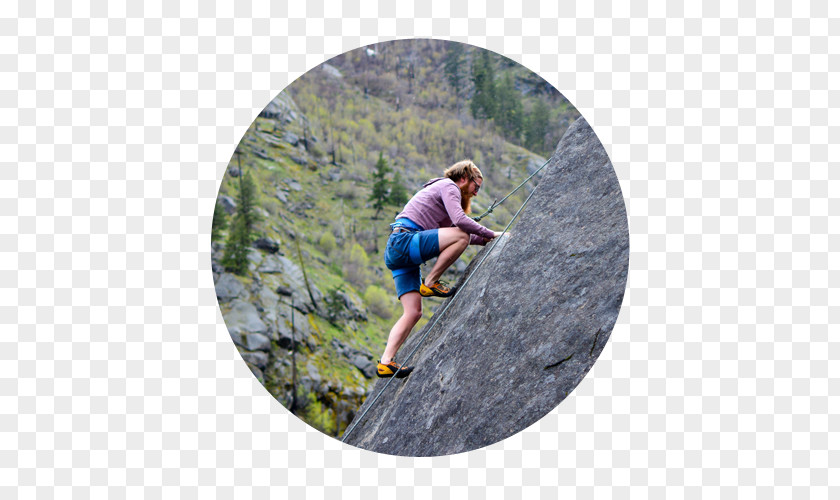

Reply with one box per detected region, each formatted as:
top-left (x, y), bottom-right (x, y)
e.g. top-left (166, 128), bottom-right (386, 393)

top-left (2, 0), bottom-right (837, 497)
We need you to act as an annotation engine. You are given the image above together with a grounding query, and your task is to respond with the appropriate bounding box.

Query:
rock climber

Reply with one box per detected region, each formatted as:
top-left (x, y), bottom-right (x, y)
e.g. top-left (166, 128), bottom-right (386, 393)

top-left (377, 160), bottom-right (502, 378)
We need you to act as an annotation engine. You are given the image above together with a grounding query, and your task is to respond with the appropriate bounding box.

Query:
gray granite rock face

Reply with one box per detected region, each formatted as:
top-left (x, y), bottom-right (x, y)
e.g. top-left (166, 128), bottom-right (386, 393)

top-left (260, 91), bottom-right (300, 122)
top-left (245, 333), bottom-right (272, 352)
top-left (215, 273), bottom-right (245, 302)
top-left (224, 300), bottom-right (268, 336)
top-left (343, 117), bottom-right (629, 456)
top-left (240, 350), bottom-right (269, 370)
top-left (256, 254), bottom-right (323, 313)
top-left (352, 355), bottom-right (377, 379)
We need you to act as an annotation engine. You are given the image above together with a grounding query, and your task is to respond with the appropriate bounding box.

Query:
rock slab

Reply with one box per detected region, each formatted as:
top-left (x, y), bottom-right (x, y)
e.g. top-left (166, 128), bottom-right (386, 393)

top-left (342, 117), bottom-right (629, 456)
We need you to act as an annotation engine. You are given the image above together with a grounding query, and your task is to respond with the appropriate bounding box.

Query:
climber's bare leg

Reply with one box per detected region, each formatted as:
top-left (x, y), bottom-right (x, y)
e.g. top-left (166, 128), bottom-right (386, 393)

top-left (424, 227), bottom-right (469, 286)
top-left (380, 291), bottom-right (422, 364)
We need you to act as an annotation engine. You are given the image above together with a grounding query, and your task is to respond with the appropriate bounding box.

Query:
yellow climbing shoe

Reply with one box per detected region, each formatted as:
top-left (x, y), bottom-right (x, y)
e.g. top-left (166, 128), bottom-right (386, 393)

top-left (419, 280), bottom-right (455, 297)
top-left (377, 361), bottom-right (414, 378)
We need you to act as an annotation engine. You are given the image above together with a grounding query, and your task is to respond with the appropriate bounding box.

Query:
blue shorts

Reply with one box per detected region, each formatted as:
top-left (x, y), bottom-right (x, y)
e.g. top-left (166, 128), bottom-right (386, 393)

top-left (384, 228), bottom-right (441, 298)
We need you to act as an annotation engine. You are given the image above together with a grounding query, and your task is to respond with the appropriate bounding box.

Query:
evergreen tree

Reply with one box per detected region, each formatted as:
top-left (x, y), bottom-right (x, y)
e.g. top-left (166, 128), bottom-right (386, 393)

top-left (494, 73), bottom-right (524, 142)
top-left (222, 170), bottom-right (260, 275)
top-left (211, 201), bottom-right (228, 242)
top-left (470, 51), bottom-right (496, 120)
top-left (368, 152), bottom-right (392, 219)
top-left (221, 221), bottom-right (251, 275)
top-left (237, 169), bottom-right (260, 230)
top-left (444, 43), bottom-right (465, 99)
top-left (444, 44), bottom-right (464, 90)
top-left (525, 98), bottom-right (550, 153)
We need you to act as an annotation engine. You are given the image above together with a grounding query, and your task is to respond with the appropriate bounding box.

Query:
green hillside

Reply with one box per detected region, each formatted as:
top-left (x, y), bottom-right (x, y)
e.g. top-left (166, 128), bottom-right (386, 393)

top-left (212, 39), bottom-right (580, 437)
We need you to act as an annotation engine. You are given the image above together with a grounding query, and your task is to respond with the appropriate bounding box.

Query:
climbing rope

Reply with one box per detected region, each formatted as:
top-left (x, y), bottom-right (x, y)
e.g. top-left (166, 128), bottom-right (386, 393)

top-left (341, 172), bottom-right (545, 444)
top-left (471, 157), bottom-right (552, 222)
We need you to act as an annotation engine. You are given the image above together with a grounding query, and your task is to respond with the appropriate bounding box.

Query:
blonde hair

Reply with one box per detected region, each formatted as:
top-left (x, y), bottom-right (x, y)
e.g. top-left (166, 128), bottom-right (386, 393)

top-left (443, 160), bottom-right (482, 183)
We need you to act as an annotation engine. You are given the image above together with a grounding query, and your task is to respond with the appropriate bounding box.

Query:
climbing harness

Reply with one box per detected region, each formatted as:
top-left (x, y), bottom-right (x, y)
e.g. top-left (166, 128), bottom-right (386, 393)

top-left (390, 219), bottom-right (424, 265)
top-left (471, 157), bottom-right (552, 222)
top-left (388, 218), bottom-right (425, 278)
top-left (341, 165), bottom-right (548, 443)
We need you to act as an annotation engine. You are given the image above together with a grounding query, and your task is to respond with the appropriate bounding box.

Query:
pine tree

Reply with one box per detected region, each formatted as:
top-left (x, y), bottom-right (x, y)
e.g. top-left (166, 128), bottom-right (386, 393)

top-left (221, 221), bottom-right (251, 275)
top-left (238, 170), bottom-right (260, 230)
top-left (211, 201), bottom-right (228, 242)
top-left (368, 152), bottom-right (392, 219)
top-left (525, 98), bottom-right (550, 153)
top-left (494, 73), bottom-right (523, 142)
top-left (222, 170), bottom-right (260, 275)
top-left (470, 51), bottom-right (496, 120)
top-left (444, 43), bottom-right (464, 90)
top-left (444, 43), bottom-right (466, 113)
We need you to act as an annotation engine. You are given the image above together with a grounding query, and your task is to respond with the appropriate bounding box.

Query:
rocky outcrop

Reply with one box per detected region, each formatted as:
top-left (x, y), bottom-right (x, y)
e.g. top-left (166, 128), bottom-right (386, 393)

top-left (214, 227), bottom-right (373, 416)
top-left (254, 237), bottom-right (280, 254)
top-left (215, 273), bottom-right (245, 302)
top-left (342, 117), bottom-right (629, 456)
top-left (224, 300), bottom-right (269, 337)
top-left (260, 92), bottom-right (300, 123)
top-left (255, 254), bottom-right (323, 313)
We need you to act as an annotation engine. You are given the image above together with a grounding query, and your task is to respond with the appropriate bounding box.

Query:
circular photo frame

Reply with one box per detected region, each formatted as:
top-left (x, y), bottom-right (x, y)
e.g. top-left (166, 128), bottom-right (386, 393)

top-left (212, 39), bottom-right (628, 456)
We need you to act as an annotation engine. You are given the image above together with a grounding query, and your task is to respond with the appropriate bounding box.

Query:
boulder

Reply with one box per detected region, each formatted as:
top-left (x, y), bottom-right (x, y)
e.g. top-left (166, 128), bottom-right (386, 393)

top-left (251, 284), bottom-right (281, 340)
top-left (257, 254), bottom-right (288, 273)
top-left (300, 361), bottom-right (323, 393)
top-left (255, 284), bottom-right (280, 311)
top-left (256, 131), bottom-right (284, 147)
top-left (282, 131), bottom-right (300, 146)
top-left (352, 355), bottom-right (376, 379)
top-left (276, 307), bottom-right (316, 351)
top-left (240, 350), bottom-right (269, 370)
top-left (245, 333), bottom-right (272, 352)
top-left (327, 289), bottom-right (368, 323)
top-left (260, 92), bottom-right (300, 122)
top-left (342, 117), bottom-right (629, 456)
top-left (223, 300), bottom-right (268, 336)
top-left (215, 273), bottom-right (245, 302)
top-left (257, 255), bottom-right (323, 313)
top-left (254, 237), bottom-right (280, 254)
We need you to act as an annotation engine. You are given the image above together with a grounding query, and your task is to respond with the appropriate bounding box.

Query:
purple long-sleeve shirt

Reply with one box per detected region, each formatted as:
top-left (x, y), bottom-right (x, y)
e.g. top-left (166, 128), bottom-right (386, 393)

top-left (394, 177), bottom-right (495, 245)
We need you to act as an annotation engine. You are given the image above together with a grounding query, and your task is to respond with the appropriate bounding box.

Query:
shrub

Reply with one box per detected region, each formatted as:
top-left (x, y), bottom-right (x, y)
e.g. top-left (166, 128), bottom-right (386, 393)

top-left (342, 242), bottom-right (369, 289)
top-left (318, 231), bottom-right (337, 255)
top-left (364, 285), bottom-right (393, 319)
